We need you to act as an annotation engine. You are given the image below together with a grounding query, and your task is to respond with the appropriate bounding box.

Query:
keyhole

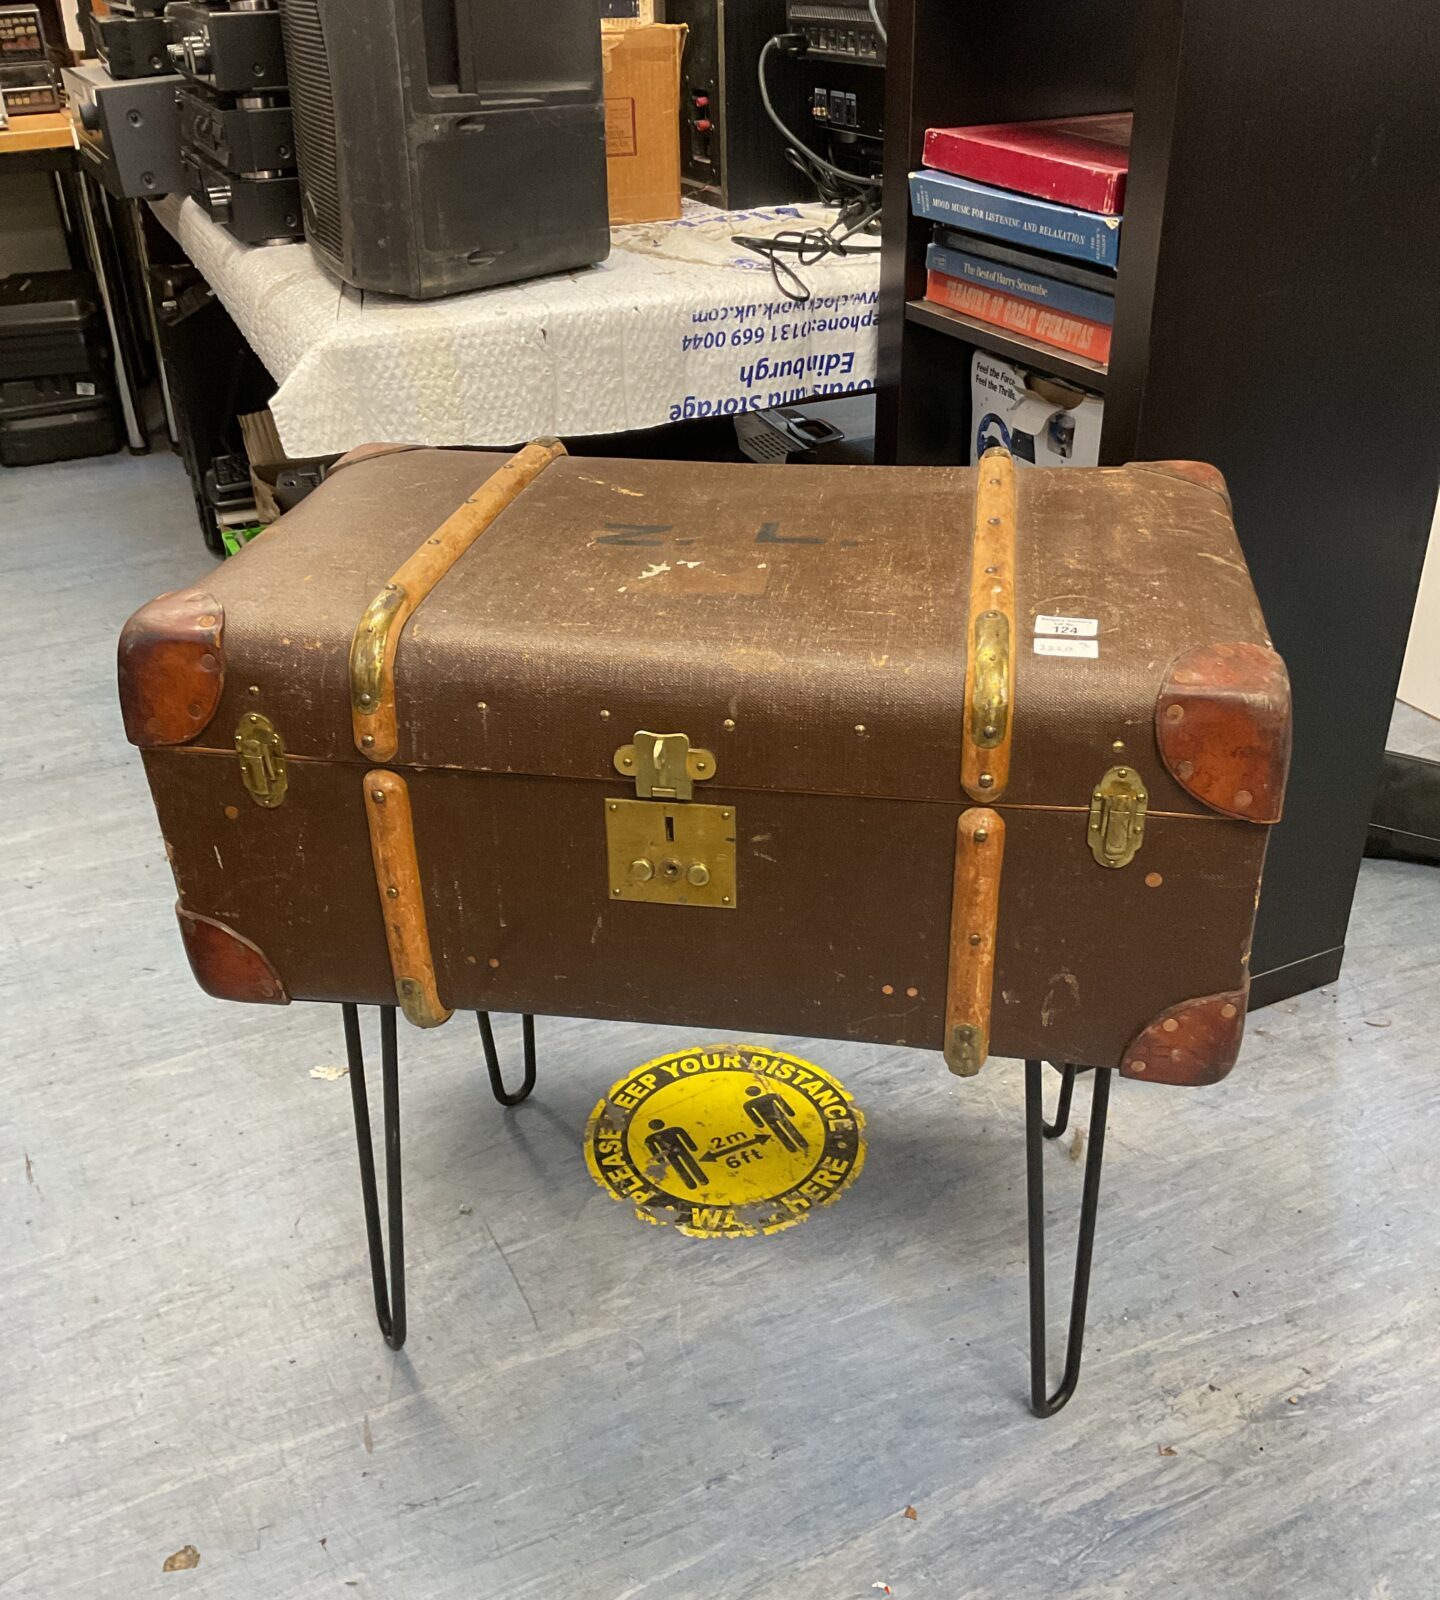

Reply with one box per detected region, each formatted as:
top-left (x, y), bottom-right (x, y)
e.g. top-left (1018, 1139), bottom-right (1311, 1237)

top-left (664, 814), bottom-right (675, 843)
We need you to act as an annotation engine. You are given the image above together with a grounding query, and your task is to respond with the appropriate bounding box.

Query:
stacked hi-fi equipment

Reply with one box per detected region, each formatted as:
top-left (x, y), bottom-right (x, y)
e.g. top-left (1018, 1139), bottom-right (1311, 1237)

top-left (0, 4), bottom-right (62, 118)
top-left (165, 0), bottom-right (302, 244)
top-left (67, 0), bottom-right (186, 199)
top-left (92, 0), bottom-right (172, 79)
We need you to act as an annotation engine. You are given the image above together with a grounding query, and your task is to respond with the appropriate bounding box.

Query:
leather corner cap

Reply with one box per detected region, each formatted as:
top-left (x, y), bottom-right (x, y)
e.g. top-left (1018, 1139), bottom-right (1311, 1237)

top-left (1157, 642), bottom-right (1292, 822)
top-left (1122, 984), bottom-right (1248, 1085)
top-left (117, 587), bottom-right (224, 747)
top-left (1131, 459), bottom-right (1232, 508)
top-left (177, 906), bottom-right (289, 1005)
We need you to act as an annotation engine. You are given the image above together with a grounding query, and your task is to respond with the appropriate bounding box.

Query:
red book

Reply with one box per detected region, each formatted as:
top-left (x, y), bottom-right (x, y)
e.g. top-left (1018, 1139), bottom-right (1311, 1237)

top-left (924, 269), bottom-right (1112, 365)
top-left (922, 114), bottom-right (1132, 216)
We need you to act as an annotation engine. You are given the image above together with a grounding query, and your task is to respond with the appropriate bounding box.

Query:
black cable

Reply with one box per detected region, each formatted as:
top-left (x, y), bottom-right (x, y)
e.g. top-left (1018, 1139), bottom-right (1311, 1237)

top-left (755, 34), bottom-right (878, 193)
top-left (867, 0), bottom-right (887, 45)
top-left (730, 33), bottom-right (882, 301)
top-left (731, 198), bottom-right (881, 304)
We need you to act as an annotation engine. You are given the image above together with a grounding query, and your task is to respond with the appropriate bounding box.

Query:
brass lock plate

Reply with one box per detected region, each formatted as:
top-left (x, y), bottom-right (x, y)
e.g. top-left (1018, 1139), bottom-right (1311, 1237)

top-left (605, 798), bottom-right (737, 909)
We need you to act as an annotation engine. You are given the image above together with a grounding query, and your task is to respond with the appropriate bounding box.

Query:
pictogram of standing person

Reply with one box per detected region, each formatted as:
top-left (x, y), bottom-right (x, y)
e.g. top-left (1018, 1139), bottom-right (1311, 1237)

top-left (644, 1119), bottom-right (707, 1190)
top-left (743, 1084), bottom-right (808, 1154)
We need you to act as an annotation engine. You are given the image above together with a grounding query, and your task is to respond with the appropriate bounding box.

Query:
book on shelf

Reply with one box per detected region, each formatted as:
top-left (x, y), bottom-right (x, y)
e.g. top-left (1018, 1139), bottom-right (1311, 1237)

top-left (922, 114), bottom-right (1131, 216)
top-left (926, 241), bottom-right (1115, 326)
top-left (924, 269), bottom-right (1112, 365)
top-left (933, 228), bottom-right (1116, 296)
top-left (909, 169), bottom-right (1121, 269)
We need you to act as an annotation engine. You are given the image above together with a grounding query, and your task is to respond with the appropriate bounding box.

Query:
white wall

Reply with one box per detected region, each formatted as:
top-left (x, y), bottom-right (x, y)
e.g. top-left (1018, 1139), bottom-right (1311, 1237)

top-left (1398, 489), bottom-right (1440, 721)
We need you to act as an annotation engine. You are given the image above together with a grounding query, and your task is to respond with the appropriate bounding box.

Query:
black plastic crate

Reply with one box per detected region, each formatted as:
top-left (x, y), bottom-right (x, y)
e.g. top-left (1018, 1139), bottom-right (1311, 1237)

top-left (0, 271), bottom-right (109, 381)
top-left (0, 394), bottom-right (121, 466)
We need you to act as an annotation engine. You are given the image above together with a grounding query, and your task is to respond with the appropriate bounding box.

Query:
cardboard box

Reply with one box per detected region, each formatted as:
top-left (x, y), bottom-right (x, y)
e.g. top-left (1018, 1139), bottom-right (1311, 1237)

top-left (602, 24), bottom-right (684, 225)
top-left (970, 351), bottom-right (1103, 467)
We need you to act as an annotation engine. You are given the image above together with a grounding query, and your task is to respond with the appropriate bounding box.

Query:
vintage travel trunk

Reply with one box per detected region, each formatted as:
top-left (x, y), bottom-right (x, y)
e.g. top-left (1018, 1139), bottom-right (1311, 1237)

top-left (120, 442), bottom-right (1290, 1082)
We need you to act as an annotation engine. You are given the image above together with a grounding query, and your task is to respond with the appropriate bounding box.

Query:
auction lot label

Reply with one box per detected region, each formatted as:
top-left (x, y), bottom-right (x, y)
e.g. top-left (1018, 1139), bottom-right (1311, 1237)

top-left (585, 1047), bottom-right (866, 1238)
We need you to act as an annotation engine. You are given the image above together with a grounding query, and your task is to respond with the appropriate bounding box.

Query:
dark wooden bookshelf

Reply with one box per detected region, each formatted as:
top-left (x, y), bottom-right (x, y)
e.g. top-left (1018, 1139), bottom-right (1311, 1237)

top-left (877, 0), bottom-right (1440, 1007)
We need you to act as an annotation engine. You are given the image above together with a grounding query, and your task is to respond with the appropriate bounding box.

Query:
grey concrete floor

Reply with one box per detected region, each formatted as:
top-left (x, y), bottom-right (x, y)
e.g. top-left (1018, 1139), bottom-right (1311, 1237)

top-left (4, 450), bottom-right (1440, 1600)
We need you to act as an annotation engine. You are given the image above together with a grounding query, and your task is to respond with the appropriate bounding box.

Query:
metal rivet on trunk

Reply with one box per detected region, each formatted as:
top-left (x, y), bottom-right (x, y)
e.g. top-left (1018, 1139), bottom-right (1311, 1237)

top-left (968, 933), bottom-right (981, 946)
top-left (361, 734), bottom-right (374, 747)
top-left (371, 789), bottom-right (385, 804)
top-left (1165, 704), bottom-right (1185, 723)
top-left (978, 774), bottom-right (994, 789)
top-left (386, 886), bottom-right (398, 898)
top-left (974, 829), bottom-right (988, 843)
top-left (1234, 789), bottom-right (1253, 809)
top-left (723, 718), bottom-right (736, 731)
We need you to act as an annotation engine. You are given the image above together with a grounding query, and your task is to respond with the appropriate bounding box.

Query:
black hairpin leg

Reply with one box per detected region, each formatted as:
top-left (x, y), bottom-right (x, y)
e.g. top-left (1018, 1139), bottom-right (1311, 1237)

top-left (1026, 1059), bottom-right (1111, 1417)
top-left (1043, 1063), bottom-right (1077, 1139)
top-left (477, 1012), bottom-right (538, 1106)
top-left (342, 1003), bottom-right (406, 1350)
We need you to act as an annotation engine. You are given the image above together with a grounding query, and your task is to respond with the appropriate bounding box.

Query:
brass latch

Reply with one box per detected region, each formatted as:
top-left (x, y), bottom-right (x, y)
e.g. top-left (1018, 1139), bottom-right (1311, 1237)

top-left (1088, 765), bottom-right (1146, 868)
top-left (235, 711), bottom-right (287, 808)
top-left (607, 730), bottom-right (734, 908)
top-left (613, 731), bottom-right (715, 801)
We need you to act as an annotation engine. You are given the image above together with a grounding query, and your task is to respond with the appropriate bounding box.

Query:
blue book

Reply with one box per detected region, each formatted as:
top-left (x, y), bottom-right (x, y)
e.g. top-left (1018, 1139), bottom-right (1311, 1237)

top-left (909, 169), bottom-right (1122, 269)
top-left (926, 242), bottom-right (1115, 326)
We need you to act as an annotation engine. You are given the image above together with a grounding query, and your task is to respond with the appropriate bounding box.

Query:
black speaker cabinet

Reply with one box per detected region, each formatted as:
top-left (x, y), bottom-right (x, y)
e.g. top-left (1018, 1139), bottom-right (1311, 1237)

top-left (278, 0), bottom-right (611, 300)
top-left (667, 0), bottom-right (807, 209)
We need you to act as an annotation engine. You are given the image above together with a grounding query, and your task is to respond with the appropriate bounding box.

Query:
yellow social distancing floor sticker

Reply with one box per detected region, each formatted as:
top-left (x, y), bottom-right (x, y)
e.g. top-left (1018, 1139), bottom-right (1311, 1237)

top-left (584, 1047), bottom-right (866, 1238)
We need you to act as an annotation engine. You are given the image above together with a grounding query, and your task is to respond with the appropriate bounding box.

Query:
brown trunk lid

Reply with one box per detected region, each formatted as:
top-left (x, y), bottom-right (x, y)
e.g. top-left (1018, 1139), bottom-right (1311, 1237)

top-left (192, 449), bottom-right (1273, 817)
